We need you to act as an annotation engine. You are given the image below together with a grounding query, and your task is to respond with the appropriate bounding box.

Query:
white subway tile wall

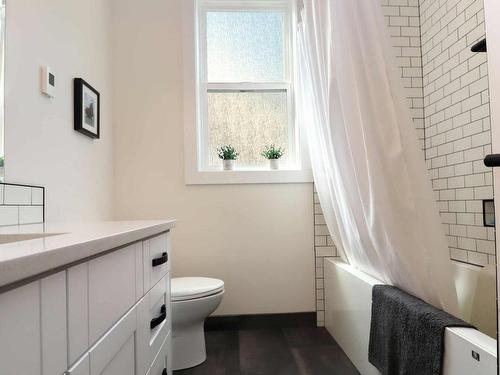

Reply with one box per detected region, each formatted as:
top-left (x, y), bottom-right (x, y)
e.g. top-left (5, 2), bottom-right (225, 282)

top-left (0, 206), bottom-right (19, 226)
top-left (420, 0), bottom-right (494, 267)
top-left (4, 184), bottom-right (32, 205)
top-left (313, 187), bottom-right (337, 326)
top-left (313, 0), bottom-right (494, 326)
top-left (0, 184), bottom-right (45, 226)
top-left (381, 0), bottom-right (426, 147)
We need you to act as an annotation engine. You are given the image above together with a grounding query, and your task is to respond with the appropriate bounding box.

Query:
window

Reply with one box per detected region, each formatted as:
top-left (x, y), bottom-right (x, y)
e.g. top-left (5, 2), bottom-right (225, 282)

top-left (198, 0), bottom-right (297, 170)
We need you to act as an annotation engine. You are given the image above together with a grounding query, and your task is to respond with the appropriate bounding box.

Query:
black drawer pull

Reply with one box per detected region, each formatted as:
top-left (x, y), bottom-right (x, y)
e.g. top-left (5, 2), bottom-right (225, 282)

top-left (162, 369), bottom-right (167, 375)
top-left (150, 304), bottom-right (166, 329)
top-left (484, 154), bottom-right (500, 167)
top-left (152, 252), bottom-right (168, 267)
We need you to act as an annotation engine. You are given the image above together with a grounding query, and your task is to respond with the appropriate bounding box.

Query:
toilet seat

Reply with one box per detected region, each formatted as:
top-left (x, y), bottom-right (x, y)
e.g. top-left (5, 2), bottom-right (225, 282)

top-left (171, 277), bottom-right (224, 302)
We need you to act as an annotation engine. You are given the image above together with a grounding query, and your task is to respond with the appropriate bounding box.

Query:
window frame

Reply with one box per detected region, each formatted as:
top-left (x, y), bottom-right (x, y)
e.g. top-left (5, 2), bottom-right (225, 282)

top-left (198, 0), bottom-right (296, 171)
top-left (183, 0), bottom-right (312, 184)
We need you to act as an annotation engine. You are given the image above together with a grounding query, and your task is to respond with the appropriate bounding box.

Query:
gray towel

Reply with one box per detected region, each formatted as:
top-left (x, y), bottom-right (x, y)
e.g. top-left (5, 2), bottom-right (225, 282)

top-left (368, 285), bottom-right (474, 375)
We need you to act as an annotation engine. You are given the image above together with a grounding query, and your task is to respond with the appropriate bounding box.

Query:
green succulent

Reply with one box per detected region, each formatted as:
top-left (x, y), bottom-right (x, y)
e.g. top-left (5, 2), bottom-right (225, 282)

top-left (261, 145), bottom-right (284, 160)
top-left (217, 145), bottom-right (239, 160)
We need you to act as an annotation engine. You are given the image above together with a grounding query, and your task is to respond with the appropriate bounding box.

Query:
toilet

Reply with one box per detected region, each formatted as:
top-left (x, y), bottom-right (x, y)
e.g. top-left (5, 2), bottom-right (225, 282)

top-left (171, 277), bottom-right (224, 370)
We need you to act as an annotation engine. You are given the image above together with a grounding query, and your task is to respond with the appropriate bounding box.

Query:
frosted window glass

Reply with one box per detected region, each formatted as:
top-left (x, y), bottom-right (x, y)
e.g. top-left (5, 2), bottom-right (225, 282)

top-left (206, 11), bottom-right (285, 82)
top-left (207, 91), bottom-right (288, 167)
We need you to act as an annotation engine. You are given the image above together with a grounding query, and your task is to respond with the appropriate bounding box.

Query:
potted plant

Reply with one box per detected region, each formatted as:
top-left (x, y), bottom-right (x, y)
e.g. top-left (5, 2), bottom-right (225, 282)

top-left (261, 145), bottom-right (284, 170)
top-left (217, 145), bottom-right (239, 170)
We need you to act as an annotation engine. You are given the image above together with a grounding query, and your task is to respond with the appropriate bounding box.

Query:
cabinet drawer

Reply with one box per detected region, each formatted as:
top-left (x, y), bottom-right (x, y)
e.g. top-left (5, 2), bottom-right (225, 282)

top-left (88, 244), bottom-right (137, 344)
top-left (137, 275), bottom-right (171, 374)
top-left (146, 334), bottom-right (170, 375)
top-left (143, 232), bottom-right (170, 291)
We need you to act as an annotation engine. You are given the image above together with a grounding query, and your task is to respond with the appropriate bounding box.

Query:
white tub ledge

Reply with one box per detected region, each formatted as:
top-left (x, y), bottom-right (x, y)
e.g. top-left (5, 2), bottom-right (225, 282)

top-left (323, 258), bottom-right (497, 375)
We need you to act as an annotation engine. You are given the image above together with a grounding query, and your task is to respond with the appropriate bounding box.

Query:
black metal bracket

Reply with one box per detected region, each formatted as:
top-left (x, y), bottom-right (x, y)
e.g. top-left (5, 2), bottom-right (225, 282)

top-left (471, 38), bottom-right (487, 53)
top-left (484, 154), bottom-right (500, 167)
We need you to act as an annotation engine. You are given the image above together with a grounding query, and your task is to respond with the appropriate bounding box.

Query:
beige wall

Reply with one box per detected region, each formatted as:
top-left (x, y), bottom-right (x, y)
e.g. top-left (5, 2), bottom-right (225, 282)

top-left (5, 0), bottom-right (114, 221)
top-left (111, 0), bottom-right (315, 315)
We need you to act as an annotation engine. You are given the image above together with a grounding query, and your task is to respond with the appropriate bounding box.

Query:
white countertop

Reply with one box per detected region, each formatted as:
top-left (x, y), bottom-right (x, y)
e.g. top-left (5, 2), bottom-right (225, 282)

top-left (0, 220), bottom-right (176, 290)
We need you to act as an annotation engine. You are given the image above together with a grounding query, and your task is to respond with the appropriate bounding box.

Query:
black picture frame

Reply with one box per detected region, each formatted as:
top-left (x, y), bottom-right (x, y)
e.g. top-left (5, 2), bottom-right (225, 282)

top-left (74, 78), bottom-right (100, 139)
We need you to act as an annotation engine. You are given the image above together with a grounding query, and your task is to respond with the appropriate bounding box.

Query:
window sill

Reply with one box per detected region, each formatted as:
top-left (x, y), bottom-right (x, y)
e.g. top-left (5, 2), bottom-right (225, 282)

top-left (185, 169), bottom-right (313, 185)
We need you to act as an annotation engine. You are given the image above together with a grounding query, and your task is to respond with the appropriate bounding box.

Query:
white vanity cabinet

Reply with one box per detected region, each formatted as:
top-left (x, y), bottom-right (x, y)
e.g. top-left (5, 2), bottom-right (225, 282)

top-left (67, 306), bottom-right (138, 375)
top-left (87, 243), bottom-right (139, 344)
top-left (0, 230), bottom-right (172, 375)
top-left (89, 306), bottom-right (138, 375)
top-left (0, 271), bottom-right (67, 375)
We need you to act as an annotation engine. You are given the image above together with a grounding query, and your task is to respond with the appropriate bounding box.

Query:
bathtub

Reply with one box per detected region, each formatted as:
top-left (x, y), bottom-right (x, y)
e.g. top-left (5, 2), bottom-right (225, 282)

top-left (324, 258), bottom-right (497, 375)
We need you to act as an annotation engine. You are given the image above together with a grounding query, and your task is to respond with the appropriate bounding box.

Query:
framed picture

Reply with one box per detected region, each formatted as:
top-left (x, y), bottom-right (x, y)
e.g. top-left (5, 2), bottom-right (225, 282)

top-left (74, 78), bottom-right (100, 138)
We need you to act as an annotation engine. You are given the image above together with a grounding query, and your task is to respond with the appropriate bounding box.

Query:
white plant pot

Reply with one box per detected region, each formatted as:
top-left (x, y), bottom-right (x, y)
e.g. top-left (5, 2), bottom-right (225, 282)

top-left (223, 159), bottom-right (235, 170)
top-left (269, 159), bottom-right (280, 170)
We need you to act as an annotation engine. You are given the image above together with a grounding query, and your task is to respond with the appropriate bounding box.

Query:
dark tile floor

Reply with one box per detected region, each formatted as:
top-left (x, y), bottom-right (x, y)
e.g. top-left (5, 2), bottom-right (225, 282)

top-left (174, 313), bottom-right (360, 375)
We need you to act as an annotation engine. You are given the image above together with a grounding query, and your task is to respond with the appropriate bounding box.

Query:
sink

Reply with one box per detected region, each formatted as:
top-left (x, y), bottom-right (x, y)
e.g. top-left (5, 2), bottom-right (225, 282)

top-left (0, 233), bottom-right (65, 244)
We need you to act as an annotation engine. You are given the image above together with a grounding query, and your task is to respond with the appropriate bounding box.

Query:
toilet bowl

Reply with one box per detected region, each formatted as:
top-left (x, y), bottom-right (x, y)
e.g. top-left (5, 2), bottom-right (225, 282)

top-left (171, 277), bottom-right (224, 370)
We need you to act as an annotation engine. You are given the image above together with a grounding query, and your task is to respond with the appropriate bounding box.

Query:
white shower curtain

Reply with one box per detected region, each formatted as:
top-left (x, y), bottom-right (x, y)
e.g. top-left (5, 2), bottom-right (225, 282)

top-left (297, 0), bottom-right (459, 314)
